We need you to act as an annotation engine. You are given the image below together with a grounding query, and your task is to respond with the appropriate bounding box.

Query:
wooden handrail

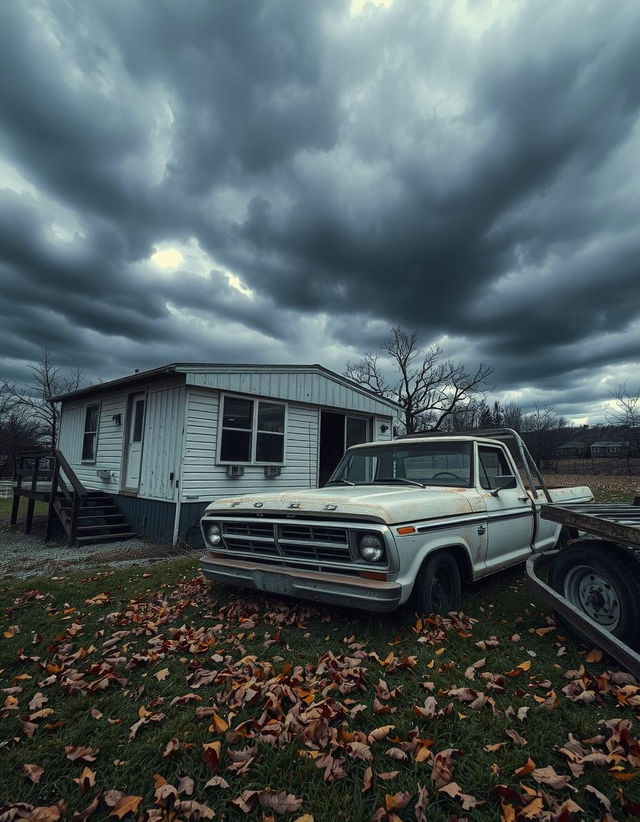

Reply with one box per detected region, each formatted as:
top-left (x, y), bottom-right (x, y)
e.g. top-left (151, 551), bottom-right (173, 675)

top-left (54, 449), bottom-right (86, 498)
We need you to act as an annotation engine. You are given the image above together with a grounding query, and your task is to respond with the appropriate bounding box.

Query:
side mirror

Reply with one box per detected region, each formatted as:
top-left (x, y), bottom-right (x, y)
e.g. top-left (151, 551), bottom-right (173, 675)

top-left (491, 475), bottom-right (517, 495)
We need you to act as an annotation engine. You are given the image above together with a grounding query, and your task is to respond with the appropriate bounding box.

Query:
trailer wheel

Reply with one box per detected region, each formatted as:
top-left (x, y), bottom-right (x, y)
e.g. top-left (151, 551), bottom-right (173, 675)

top-left (549, 541), bottom-right (640, 650)
top-left (413, 552), bottom-right (462, 615)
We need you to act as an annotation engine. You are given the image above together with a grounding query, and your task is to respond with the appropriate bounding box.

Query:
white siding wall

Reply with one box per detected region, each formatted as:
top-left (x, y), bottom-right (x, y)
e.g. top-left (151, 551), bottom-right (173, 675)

top-left (186, 369), bottom-right (397, 417)
top-left (373, 416), bottom-right (394, 441)
top-left (139, 386), bottom-right (185, 501)
top-left (181, 388), bottom-right (319, 501)
top-left (58, 394), bottom-right (127, 491)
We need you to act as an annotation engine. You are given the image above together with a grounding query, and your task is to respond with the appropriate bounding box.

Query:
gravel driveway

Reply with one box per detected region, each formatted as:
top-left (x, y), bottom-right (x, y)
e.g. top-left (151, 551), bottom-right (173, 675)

top-left (0, 513), bottom-right (199, 579)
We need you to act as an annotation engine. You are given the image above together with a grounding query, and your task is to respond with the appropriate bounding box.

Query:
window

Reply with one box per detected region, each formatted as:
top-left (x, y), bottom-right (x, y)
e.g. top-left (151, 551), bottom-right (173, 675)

top-left (332, 442), bottom-right (473, 487)
top-left (478, 446), bottom-right (513, 490)
top-left (219, 395), bottom-right (285, 464)
top-left (132, 398), bottom-right (145, 442)
top-left (82, 404), bottom-right (100, 462)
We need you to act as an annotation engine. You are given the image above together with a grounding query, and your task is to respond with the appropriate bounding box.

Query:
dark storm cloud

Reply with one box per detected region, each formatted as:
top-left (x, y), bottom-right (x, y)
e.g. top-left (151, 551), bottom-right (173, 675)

top-left (1, 0), bottom-right (640, 419)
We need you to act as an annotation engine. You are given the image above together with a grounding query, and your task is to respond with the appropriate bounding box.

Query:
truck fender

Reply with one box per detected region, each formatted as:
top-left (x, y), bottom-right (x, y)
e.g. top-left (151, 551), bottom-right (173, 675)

top-left (401, 534), bottom-right (474, 597)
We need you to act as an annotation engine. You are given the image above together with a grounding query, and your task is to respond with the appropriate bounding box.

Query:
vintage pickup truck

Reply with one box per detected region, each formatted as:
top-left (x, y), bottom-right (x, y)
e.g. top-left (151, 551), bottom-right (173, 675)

top-left (200, 429), bottom-right (592, 612)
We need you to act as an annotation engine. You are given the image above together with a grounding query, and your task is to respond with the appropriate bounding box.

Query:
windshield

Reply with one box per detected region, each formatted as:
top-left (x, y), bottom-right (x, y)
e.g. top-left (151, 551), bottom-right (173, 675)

top-left (328, 441), bottom-right (473, 487)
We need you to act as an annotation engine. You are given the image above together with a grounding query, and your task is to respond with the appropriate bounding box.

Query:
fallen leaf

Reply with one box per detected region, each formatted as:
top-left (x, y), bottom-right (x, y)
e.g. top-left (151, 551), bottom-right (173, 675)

top-left (204, 775), bottom-right (230, 789)
top-left (259, 791), bottom-right (303, 815)
top-left (384, 792), bottom-right (412, 811)
top-left (585, 648), bottom-right (603, 663)
top-left (438, 781), bottom-right (484, 810)
top-left (377, 771), bottom-right (400, 781)
top-left (514, 757), bottom-right (536, 777)
top-left (177, 776), bottom-right (194, 796)
top-left (65, 746), bottom-right (99, 762)
top-left (531, 765), bottom-right (574, 791)
top-left (505, 660), bottom-right (532, 677)
top-left (73, 767), bottom-right (96, 793)
top-left (367, 725), bottom-right (395, 743)
top-left (162, 738), bottom-right (180, 758)
top-left (585, 784), bottom-right (611, 811)
top-left (109, 796), bottom-right (143, 819)
top-left (23, 763), bottom-right (44, 783)
top-left (414, 784), bottom-right (429, 822)
top-left (520, 797), bottom-right (543, 819)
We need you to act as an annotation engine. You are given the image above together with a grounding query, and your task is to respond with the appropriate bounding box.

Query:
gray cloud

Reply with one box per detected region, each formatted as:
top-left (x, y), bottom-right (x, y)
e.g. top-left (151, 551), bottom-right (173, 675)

top-left (1, 0), bottom-right (640, 420)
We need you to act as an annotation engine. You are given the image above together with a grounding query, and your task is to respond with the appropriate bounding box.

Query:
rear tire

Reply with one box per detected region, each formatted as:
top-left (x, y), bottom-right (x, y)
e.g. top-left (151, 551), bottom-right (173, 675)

top-left (549, 541), bottom-right (640, 651)
top-left (413, 552), bottom-right (462, 615)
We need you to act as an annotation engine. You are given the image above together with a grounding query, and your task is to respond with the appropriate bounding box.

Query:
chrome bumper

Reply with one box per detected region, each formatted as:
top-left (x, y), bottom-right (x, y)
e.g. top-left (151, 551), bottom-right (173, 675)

top-left (200, 554), bottom-right (402, 612)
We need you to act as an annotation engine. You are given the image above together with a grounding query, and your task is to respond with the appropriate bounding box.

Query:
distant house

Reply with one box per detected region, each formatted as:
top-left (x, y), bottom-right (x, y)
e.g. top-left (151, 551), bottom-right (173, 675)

top-left (590, 441), bottom-right (628, 457)
top-left (51, 363), bottom-right (399, 546)
top-left (557, 440), bottom-right (587, 458)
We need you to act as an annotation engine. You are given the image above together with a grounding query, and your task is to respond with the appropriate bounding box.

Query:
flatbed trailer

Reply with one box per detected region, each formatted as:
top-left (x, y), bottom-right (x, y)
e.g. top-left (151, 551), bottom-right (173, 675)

top-left (527, 501), bottom-right (640, 679)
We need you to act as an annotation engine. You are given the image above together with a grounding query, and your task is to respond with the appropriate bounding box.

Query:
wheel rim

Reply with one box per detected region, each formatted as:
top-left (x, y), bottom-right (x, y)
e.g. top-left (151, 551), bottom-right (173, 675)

top-left (563, 565), bottom-right (621, 630)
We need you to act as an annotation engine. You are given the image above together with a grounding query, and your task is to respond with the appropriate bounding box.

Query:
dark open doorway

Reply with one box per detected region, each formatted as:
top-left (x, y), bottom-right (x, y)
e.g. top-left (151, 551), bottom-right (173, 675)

top-left (319, 411), bottom-right (370, 486)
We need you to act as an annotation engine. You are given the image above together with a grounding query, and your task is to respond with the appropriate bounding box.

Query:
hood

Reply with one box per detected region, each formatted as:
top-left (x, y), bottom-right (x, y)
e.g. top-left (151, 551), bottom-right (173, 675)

top-left (203, 484), bottom-right (477, 524)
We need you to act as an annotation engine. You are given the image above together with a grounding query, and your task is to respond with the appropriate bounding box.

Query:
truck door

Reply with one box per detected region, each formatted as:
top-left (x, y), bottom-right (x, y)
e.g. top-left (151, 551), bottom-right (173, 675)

top-left (478, 444), bottom-right (535, 572)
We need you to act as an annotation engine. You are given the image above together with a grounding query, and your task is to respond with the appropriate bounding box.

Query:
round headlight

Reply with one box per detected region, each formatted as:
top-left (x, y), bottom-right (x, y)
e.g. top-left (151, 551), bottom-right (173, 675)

top-left (358, 533), bottom-right (384, 563)
top-left (205, 523), bottom-right (221, 547)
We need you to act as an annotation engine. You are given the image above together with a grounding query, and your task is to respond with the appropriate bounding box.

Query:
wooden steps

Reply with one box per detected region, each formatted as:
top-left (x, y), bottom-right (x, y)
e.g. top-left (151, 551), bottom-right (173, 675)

top-left (56, 491), bottom-right (136, 546)
top-left (14, 450), bottom-right (138, 547)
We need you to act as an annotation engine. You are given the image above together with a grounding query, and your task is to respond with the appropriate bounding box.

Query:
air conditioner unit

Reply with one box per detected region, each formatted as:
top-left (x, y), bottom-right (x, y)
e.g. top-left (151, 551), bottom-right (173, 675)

top-left (264, 465), bottom-right (281, 478)
top-left (226, 465), bottom-right (244, 479)
top-left (96, 469), bottom-right (111, 481)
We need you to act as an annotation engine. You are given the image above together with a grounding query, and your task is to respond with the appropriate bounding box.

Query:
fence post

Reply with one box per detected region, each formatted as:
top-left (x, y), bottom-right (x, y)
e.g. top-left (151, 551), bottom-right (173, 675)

top-left (25, 455), bottom-right (39, 534)
top-left (45, 456), bottom-right (60, 542)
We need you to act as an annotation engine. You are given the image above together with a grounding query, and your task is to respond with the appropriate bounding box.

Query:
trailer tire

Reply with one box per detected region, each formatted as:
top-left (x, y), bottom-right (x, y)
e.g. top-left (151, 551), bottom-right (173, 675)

top-left (549, 541), bottom-right (640, 651)
top-left (413, 552), bottom-right (462, 615)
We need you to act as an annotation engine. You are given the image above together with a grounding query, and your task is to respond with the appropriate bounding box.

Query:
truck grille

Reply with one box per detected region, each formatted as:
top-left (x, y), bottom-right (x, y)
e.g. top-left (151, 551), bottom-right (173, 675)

top-left (220, 520), bottom-right (352, 563)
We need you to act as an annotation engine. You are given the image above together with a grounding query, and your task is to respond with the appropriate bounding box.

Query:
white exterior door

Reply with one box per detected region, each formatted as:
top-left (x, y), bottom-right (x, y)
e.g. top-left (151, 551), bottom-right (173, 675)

top-left (124, 393), bottom-right (146, 490)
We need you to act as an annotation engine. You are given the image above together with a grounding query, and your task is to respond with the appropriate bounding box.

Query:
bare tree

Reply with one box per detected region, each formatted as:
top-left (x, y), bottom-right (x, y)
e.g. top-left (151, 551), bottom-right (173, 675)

top-left (606, 384), bottom-right (640, 473)
top-left (501, 400), bottom-right (523, 432)
top-left (1, 350), bottom-right (83, 448)
top-left (345, 327), bottom-right (493, 433)
top-left (520, 403), bottom-right (569, 469)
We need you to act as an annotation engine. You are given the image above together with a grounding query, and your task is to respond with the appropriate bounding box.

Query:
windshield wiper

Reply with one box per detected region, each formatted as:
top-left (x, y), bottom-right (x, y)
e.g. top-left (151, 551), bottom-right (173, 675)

top-left (373, 478), bottom-right (426, 488)
top-left (325, 479), bottom-right (356, 486)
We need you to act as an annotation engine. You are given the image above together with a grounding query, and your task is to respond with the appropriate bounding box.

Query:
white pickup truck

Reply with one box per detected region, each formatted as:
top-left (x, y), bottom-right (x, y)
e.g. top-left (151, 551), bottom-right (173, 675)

top-left (200, 430), bottom-right (592, 613)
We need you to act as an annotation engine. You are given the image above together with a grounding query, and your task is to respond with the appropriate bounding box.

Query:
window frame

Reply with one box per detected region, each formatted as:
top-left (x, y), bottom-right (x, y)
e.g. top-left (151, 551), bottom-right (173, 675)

top-left (81, 402), bottom-right (101, 464)
top-left (477, 444), bottom-right (515, 490)
top-left (217, 393), bottom-right (287, 466)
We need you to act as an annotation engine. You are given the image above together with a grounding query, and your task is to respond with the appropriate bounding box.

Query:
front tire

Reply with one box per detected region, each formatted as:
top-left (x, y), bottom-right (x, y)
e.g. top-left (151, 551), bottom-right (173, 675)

top-left (549, 541), bottom-right (640, 651)
top-left (413, 552), bottom-right (462, 615)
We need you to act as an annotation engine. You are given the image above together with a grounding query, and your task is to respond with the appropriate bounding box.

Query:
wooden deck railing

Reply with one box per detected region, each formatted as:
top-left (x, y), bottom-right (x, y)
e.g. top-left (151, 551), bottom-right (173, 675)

top-left (11, 449), bottom-right (87, 545)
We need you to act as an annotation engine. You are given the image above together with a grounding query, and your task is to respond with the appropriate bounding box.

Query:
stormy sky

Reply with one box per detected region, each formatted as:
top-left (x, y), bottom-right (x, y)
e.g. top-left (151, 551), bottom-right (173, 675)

top-left (1, 0), bottom-right (639, 423)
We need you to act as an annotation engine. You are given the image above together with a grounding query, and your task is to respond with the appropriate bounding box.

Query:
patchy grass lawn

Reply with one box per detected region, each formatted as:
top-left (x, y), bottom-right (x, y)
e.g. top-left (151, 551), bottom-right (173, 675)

top-left (2, 557), bottom-right (640, 821)
top-left (0, 496), bottom-right (49, 523)
top-left (2, 478), bottom-right (640, 820)
top-left (543, 472), bottom-right (640, 503)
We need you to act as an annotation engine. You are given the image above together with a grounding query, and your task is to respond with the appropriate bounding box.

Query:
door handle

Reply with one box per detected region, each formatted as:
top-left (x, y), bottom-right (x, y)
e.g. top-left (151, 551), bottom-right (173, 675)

top-left (517, 496), bottom-right (529, 502)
